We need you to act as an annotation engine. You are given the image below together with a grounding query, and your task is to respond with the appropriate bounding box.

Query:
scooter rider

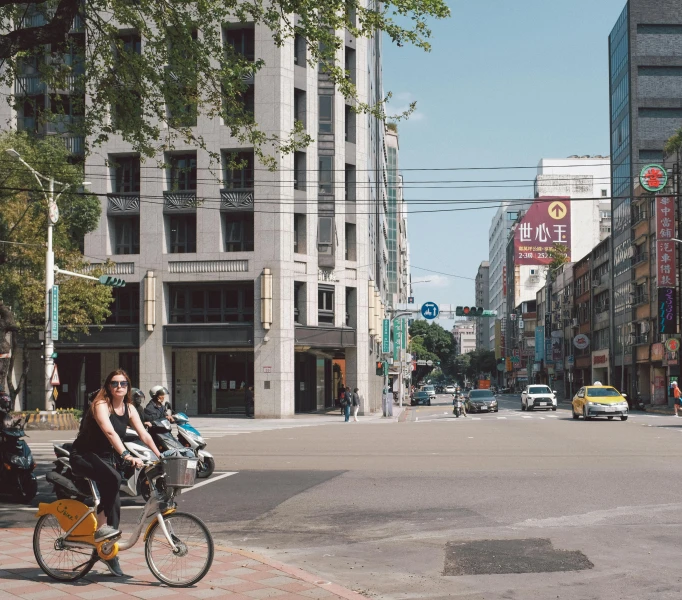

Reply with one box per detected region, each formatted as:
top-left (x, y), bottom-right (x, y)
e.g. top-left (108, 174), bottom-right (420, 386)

top-left (144, 386), bottom-right (173, 427)
top-left (131, 388), bottom-right (146, 425)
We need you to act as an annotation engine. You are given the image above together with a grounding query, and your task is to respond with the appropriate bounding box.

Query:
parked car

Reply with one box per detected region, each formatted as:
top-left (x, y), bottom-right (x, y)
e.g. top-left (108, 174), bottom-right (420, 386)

top-left (445, 385), bottom-right (456, 394)
top-left (411, 391), bottom-right (432, 406)
top-left (465, 389), bottom-right (498, 413)
top-left (521, 385), bottom-right (557, 411)
top-left (572, 386), bottom-right (629, 421)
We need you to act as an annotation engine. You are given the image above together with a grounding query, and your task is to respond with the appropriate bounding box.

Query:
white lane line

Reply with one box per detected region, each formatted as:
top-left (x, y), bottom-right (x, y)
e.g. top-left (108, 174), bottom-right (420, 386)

top-left (522, 416), bottom-right (532, 419)
top-left (538, 417), bottom-right (545, 420)
top-left (416, 417), bottom-right (419, 422)
top-left (165, 471), bottom-right (238, 494)
top-left (496, 417), bottom-right (507, 420)
top-left (471, 417), bottom-right (481, 421)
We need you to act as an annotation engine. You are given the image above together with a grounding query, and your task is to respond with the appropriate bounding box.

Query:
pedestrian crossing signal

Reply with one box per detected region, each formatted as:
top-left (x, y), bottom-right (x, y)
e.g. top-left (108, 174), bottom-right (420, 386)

top-left (375, 361), bottom-right (385, 376)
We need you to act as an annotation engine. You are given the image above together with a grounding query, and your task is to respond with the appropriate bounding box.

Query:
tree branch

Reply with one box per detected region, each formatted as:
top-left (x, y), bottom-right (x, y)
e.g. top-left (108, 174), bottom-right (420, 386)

top-left (0, 0), bottom-right (80, 59)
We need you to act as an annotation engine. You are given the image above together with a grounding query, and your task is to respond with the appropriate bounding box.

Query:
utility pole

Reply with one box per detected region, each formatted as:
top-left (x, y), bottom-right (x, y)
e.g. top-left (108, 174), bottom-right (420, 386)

top-left (5, 149), bottom-right (92, 411)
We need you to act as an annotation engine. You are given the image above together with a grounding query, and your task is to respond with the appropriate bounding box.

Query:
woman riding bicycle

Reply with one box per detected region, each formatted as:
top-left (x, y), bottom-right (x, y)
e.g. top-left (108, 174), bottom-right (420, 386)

top-left (70, 369), bottom-right (161, 576)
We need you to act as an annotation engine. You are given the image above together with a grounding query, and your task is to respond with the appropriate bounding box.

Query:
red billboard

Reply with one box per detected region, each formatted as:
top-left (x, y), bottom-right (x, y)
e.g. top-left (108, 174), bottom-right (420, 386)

top-left (514, 197), bottom-right (571, 265)
top-left (655, 196), bottom-right (675, 287)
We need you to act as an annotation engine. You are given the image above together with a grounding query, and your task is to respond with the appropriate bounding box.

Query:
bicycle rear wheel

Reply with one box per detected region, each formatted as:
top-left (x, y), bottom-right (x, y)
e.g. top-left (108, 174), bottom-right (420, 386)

top-left (33, 514), bottom-right (96, 581)
top-left (145, 511), bottom-right (214, 587)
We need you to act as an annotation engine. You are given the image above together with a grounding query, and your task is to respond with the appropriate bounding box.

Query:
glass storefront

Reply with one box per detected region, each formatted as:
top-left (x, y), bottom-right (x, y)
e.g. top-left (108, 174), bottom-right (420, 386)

top-left (198, 352), bottom-right (254, 414)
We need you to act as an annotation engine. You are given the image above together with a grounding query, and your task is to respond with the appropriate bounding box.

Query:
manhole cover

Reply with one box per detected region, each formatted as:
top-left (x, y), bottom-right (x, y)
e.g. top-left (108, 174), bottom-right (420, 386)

top-left (444, 538), bottom-right (593, 576)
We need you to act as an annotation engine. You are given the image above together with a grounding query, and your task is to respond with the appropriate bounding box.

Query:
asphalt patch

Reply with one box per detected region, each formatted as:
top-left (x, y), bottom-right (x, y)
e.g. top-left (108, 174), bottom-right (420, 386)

top-left (443, 538), bottom-right (593, 576)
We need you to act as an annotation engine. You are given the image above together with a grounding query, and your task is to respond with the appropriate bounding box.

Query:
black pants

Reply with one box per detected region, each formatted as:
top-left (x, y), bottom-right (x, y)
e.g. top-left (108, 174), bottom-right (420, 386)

top-left (70, 451), bottom-right (122, 529)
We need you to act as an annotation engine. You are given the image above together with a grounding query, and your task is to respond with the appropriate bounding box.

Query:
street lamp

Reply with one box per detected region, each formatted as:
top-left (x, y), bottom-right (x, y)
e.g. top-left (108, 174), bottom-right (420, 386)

top-left (5, 149), bottom-right (89, 411)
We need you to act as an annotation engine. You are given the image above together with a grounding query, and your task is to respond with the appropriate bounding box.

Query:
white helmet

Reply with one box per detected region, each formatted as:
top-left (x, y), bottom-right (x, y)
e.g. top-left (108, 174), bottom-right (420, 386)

top-left (149, 386), bottom-right (170, 400)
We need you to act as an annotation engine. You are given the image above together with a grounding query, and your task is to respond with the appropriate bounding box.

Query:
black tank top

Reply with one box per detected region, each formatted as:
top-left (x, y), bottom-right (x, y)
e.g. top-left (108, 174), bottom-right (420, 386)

top-left (73, 401), bottom-right (130, 456)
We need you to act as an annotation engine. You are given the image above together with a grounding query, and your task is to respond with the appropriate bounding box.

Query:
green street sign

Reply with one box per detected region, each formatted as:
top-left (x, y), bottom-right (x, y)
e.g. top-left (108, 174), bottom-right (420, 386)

top-left (393, 319), bottom-right (401, 361)
top-left (51, 285), bottom-right (59, 341)
top-left (401, 318), bottom-right (407, 349)
top-left (382, 319), bottom-right (390, 354)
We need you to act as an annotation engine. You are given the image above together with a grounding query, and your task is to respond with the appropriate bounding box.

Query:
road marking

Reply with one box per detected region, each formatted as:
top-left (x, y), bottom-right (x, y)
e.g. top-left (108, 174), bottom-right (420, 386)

top-left (416, 417), bottom-right (419, 422)
top-left (471, 417), bottom-right (481, 421)
top-left (496, 417), bottom-right (507, 420)
top-left (171, 471), bottom-right (238, 494)
top-left (522, 416), bottom-right (532, 419)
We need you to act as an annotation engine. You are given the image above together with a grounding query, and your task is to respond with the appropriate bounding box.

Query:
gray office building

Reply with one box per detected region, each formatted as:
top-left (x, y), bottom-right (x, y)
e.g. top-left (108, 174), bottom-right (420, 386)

top-left (609, 0), bottom-right (682, 394)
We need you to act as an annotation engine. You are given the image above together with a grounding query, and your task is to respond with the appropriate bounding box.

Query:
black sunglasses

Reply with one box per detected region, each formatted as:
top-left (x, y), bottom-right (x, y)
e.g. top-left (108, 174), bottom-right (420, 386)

top-left (109, 381), bottom-right (129, 389)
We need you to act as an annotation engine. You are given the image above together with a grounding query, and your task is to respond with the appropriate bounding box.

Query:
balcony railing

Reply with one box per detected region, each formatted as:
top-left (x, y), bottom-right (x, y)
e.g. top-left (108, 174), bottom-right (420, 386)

top-left (633, 333), bottom-right (649, 346)
top-left (63, 136), bottom-right (84, 155)
top-left (220, 188), bottom-right (254, 210)
top-left (15, 75), bottom-right (46, 95)
top-left (163, 191), bottom-right (198, 212)
top-left (633, 293), bottom-right (649, 306)
top-left (631, 252), bottom-right (648, 267)
top-left (107, 193), bottom-right (141, 215)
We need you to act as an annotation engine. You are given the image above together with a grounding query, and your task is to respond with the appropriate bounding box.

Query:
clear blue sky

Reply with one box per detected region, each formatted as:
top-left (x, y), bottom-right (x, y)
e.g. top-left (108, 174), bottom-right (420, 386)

top-left (383, 0), bottom-right (626, 326)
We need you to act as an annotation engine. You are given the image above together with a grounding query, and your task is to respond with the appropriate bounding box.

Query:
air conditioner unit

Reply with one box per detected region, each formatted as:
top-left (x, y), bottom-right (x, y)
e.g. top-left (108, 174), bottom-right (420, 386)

top-left (641, 322), bottom-right (650, 333)
top-left (627, 323), bottom-right (636, 334)
top-left (571, 318), bottom-right (579, 327)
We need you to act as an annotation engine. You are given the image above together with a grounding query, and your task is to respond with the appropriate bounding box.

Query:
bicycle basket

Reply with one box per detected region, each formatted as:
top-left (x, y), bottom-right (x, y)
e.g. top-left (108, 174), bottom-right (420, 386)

top-left (162, 456), bottom-right (198, 488)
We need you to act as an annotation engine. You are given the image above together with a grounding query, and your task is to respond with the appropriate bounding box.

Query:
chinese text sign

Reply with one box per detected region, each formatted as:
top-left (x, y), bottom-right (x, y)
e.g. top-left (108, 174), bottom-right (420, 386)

top-left (656, 196), bottom-right (676, 288)
top-left (514, 197), bottom-right (571, 265)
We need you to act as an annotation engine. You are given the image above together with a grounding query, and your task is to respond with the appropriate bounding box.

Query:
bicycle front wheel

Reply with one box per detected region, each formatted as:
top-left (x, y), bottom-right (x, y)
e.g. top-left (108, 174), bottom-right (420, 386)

top-left (33, 514), bottom-right (96, 581)
top-left (145, 511), bottom-right (214, 587)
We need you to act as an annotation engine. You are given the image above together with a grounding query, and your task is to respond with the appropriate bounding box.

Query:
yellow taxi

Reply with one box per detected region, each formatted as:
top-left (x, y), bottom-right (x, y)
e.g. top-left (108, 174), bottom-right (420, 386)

top-left (572, 385), bottom-right (629, 421)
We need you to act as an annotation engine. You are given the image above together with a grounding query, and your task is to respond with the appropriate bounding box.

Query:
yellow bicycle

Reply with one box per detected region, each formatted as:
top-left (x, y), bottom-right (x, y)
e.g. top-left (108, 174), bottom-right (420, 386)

top-left (32, 455), bottom-right (214, 587)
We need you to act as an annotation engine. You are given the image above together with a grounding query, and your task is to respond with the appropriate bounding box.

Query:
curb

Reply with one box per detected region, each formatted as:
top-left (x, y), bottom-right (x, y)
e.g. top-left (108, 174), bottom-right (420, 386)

top-left (22, 412), bottom-right (79, 430)
top-left (220, 545), bottom-right (371, 600)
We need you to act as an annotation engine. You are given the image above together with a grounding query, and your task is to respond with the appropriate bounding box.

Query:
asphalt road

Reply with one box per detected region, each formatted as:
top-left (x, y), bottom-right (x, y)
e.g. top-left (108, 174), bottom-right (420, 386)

top-left (5, 394), bottom-right (682, 599)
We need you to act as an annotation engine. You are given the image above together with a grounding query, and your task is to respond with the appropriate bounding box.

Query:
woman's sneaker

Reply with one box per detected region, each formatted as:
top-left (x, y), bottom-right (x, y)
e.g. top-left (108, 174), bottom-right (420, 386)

top-left (94, 525), bottom-right (121, 543)
top-left (103, 556), bottom-right (125, 577)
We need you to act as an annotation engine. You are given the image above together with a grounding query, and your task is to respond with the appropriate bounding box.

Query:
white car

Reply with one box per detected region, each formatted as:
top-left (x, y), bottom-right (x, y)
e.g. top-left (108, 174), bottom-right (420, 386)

top-left (521, 385), bottom-right (557, 411)
top-left (445, 385), bottom-right (456, 394)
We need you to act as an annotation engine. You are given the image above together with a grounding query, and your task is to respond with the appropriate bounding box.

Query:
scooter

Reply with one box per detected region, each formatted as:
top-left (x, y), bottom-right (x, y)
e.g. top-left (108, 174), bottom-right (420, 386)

top-left (172, 412), bottom-right (215, 479)
top-left (50, 428), bottom-right (157, 501)
top-left (453, 395), bottom-right (465, 418)
top-left (0, 414), bottom-right (37, 502)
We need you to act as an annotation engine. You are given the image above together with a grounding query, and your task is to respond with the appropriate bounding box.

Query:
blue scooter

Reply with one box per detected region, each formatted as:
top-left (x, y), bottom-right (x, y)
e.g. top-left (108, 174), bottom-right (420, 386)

top-left (172, 412), bottom-right (215, 478)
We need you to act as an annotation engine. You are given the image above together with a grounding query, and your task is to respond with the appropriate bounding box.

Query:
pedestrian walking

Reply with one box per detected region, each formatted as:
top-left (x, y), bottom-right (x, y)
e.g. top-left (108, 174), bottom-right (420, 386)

top-left (673, 381), bottom-right (681, 417)
top-left (245, 385), bottom-right (255, 418)
top-left (352, 387), bottom-right (360, 422)
top-left (343, 386), bottom-right (352, 422)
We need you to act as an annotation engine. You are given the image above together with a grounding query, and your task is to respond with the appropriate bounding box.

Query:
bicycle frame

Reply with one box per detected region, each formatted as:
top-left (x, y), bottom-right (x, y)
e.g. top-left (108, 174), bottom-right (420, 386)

top-left (46, 465), bottom-right (180, 556)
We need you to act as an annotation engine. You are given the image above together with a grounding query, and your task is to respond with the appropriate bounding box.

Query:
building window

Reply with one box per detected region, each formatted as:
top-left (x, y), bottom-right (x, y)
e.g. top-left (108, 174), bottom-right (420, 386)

top-left (165, 28), bottom-right (198, 128)
top-left (294, 89), bottom-right (306, 129)
top-left (344, 105), bottom-right (356, 142)
top-left (318, 216), bottom-right (334, 255)
top-left (224, 27), bottom-right (255, 61)
top-left (294, 213), bottom-right (305, 254)
top-left (345, 164), bottom-right (356, 201)
top-left (294, 152), bottom-right (306, 190)
top-left (344, 47), bottom-right (355, 84)
top-left (345, 222), bottom-right (356, 261)
top-left (169, 154), bottom-right (197, 191)
top-left (318, 285), bottom-right (334, 325)
top-left (294, 33), bottom-right (306, 66)
top-left (113, 156), bottom-right (140, 193)
top-left (294, 281), bottom-right (305, 324)
top-left (106, 284), bottom-right (140, 324)
top-left (319, 155), bottom-right (333, 195)
top-left (345, 287), bottom-right (356, 327)
top-left (169, 215), bottom-right (197, 253)
top-left (113, 216), bottom-right (140, 254)
top-left (319, 94), bottom-right (333, 133)
top-left (224, 212), bottom-right (254, 252)
top-left (223, 150), bottom-right (254, 189)
top-left (601, 189), bottom-right (608, 197)
top-left (169, 284), bottom-right (254, 323)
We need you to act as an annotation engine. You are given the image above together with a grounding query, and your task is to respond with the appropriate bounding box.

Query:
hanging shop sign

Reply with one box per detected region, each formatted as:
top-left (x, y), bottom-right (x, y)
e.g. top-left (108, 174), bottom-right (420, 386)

top-left (640, 164), bottom-right (668, 193)
top-left (658, 288), bottom-right (678, 335)
top-left (573, 334), bottom-right (590, 350)
top-left (513, 197), bottom-right (571, 265)
top-left (656, 196), bottom-right (676, 287)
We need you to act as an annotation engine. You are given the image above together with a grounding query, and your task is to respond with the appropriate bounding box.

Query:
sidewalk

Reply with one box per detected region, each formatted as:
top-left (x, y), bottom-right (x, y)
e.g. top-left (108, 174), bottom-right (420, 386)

top-left (0, 527), bottom-right (369, 600)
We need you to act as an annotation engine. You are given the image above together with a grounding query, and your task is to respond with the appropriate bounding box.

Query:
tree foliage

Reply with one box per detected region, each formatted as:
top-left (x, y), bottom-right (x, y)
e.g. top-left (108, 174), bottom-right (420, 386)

top-left (0, 131), bottom-right (113, 400)
top-left (665, 127), bottom-right (682, 156)
top-left (547, 243), bottom-right (570, 281)
top-left (0, 0), bottom-right (450, 164)
top-left (408, 320), bottom-right (454, 381)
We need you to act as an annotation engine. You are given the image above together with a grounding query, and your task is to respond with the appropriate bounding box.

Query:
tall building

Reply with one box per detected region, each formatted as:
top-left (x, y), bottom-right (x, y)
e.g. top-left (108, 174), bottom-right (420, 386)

top-left (609, 1), bottom-right (682, 395)
top-left (6, 20), bottom-right (401, 416)
top-left (475, 261), bottom-right (490, 351)
top-left (488, 201), bottom-right (532, 358)
top-left (453, 322), bottom-right (476, 356)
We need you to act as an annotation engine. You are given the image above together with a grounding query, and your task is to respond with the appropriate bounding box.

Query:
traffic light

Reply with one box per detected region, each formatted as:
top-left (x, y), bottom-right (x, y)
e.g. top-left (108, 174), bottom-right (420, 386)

top-left (375, 361), bottom-right (385, 376)
top-left (98, 275), bottom-right (126, 287)
top-left (455, 306), bottom-right (484, 317)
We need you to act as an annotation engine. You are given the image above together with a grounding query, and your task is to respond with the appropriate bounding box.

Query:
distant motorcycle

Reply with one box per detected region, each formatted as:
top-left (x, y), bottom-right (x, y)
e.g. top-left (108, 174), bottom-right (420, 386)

top-left (0, 414), bottom-right (37, 502)
top-left (453, 395), bottom-right (465, 418)
top-left (172, 412), bottom-right (215, 479)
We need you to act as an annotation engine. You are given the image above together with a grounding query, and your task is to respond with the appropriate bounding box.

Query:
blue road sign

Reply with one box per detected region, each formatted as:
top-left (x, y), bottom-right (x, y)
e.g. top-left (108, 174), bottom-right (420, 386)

top-left (420, 302), bottom-right (439, 320)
